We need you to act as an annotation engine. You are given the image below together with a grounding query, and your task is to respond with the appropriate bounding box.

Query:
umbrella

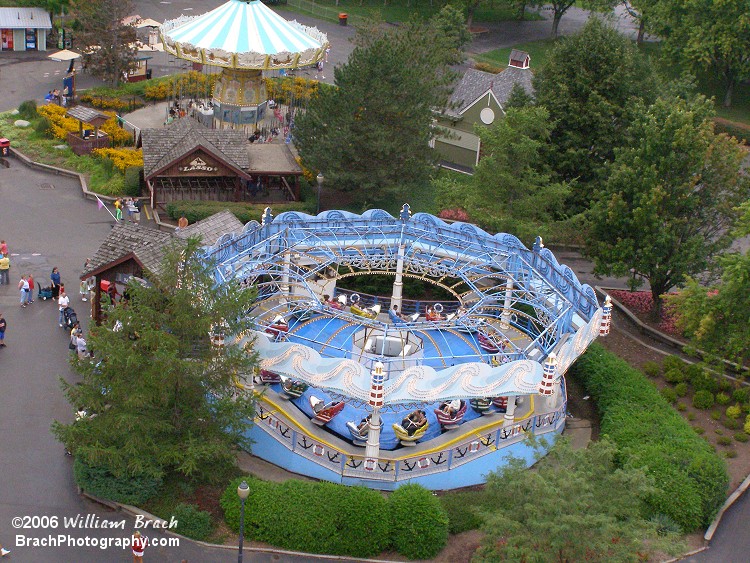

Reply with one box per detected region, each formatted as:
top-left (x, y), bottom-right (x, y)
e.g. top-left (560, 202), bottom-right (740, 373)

top-left (136, 18), bottom-right (162, 28)
top-left (48, 49), bottom-right (82, 62)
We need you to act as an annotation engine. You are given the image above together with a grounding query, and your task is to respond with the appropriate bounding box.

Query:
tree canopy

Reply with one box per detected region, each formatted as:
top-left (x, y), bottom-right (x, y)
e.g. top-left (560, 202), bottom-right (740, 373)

top-left (650, 0), bottom-right (750, 107)
top-left (434, 106), bottom-right (569, 241)
top-left (586, 95), bottom-right (749, 310)
top-left (70, 0), bottom-right (138, 87)
top-left (53, 239), bottom-right (258, 483)
top-left (533, 18), bottom-right (657, 210)
top-left (669, 202), bottom-right (750, 368)
top-left (476, 438), bottom-right (683, 562)
top-left (293, 12), bottom-right (464, 206)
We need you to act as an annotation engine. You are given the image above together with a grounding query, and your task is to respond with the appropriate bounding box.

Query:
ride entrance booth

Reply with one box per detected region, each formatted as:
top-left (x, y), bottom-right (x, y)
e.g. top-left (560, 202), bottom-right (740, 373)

top-left (66, 106), bottom-right (111, 155)
top-left (142, 118), bottom-right (302, 210)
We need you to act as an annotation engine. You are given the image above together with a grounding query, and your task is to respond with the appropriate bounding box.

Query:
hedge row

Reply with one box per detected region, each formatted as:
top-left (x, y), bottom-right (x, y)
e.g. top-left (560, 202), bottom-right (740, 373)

top-left (220, 478), bottom-right (447, 559)
top-left (165, 200), bottom-right (311, 226)
top-left (569, 344), bottom-right (728, 531)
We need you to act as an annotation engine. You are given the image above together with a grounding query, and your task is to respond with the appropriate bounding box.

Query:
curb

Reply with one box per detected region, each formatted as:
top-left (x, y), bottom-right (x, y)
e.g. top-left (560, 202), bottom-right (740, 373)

top-left (703, 471), bottom-right (750, 543)
top-left (80, 490), bottom-right (395, 562)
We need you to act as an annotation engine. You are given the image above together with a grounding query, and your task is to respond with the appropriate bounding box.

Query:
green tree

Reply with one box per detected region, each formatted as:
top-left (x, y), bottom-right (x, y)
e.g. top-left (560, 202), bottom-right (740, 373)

top-left (294, 16), bottom-right (460, 205)
top-left (587, 96), bottom-right (748, 314)
top-left (476, 438), bottom-right (682, 562)
top-left (651, 0), bottom-right (750, 107)
top-left (620, 0), bottom-right (660, 45)
top-left (70, 0), bottom-right (138, 87)
top-left (53, 238), bottom-right (257, 484)
top-left (533, 18), bottom-right (657, 210)
top-left (546, 0), bottom-right (618, 37)
top-left (435, 106), bottom-right (568, 240)
top-left (668, 202), bottom-right (750, 368)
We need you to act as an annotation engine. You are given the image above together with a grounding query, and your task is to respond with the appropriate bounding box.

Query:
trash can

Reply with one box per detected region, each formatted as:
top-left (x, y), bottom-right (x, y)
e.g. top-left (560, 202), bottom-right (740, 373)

top-left (0, 138), bottom-right (10, 157)
top-left (339, 12), bottom-right (348, 26)
top-left (146, 69), bottom-right (152, 80)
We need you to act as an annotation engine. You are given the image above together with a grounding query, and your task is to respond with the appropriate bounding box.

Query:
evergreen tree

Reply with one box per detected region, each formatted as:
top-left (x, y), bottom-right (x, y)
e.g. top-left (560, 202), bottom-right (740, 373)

top-left (53, 239), bottom-right (257, 484)
top-left (587, 96), bottom-right (749, 314)
top-left (294, 16), bottom-right (460, 206)
top-left (435, 106), bottom-right (568, 241)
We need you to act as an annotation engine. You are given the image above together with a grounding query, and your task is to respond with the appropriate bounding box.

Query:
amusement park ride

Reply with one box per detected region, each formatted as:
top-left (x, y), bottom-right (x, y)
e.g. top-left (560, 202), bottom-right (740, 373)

top-left (201, 204), bottom-right (613, 490)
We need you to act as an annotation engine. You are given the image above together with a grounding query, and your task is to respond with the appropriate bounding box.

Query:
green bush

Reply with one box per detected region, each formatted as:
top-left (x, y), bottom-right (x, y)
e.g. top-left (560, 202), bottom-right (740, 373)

top-left (570, 344), bottom-right (728, 531)
top-left (439, 491), bottom-right (486, 534)
top-left (725, 449), bottom-right (738, 458)
top-left (34, 116), bottom-right (51, 135)
top-left (693, 390), bottom-right (715, 410)
top-left (18, 99), bottom-right (37, 120)
top-left (689, 367), bottom-right (719, 394)
top-left (711, 410), bottom-right (722, 420)
top-left (718, 379), bottom-right (733, 393)
top-left (723, 418), bottom-right (740, 430)
top-left (716, 392), bottom-right (731, 406)
top-left (73, 458), bottom-right (161, 505)
top-left (642, 361), bottom-right (662, 378)
top-left (660, 387), bottom-right (678, 403)
top-left (662, 355), bottom-right (686, 373)
top-left (732, 388), bottom-right (750, 404)
top-left (390, 484), bottom-right (448, 560)
top-left (675, 382), bottom-right (689, 397)
top-left (124, 166), bottom-right (143, 197)
top-left (726, 405), bottom-right (742, 419)
top-left (694, 426), bottom-right (705, 434)
top-left (664, 368), bottom-right (685, 384)
top-left (677, 402), bottom-right (687, 411)
top-left (745, 419), bottom-right (750, 434)
top-left (170, 503), bottom-right (213, 541)
top-left (165, 200), bottom-right (313, 226)
top-left (717, 436), bottom-right (732, 446)
top-left (220, 477), bottom-right (390, 558)
top-left (733, 432), bottom-right (749, 443)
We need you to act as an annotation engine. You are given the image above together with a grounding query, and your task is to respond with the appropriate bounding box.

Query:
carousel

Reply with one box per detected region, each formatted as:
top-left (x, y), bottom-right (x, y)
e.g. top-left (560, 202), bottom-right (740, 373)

top-left (161, 0), bottom-right (328, 129)
top-left (203, 205), bottom-right (612, 490)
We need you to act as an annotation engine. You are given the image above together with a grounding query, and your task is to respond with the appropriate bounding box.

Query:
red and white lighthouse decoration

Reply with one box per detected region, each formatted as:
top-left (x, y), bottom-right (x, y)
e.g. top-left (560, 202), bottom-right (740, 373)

top-left (539, 352), bottom-right (557, 396)
top-left (599, 295), bottom-right (612, 337)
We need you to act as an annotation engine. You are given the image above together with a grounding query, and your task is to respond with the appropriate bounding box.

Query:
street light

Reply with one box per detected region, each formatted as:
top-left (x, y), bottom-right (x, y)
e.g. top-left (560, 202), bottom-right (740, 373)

top-left (316, 172), bottom-right (324, 214)
top-left (237, 480), bottom-right (250, 563)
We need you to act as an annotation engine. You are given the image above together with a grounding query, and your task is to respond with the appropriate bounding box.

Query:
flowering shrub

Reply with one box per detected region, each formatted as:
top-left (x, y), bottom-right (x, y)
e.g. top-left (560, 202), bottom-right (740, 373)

top-left (143, 72), bottom-right (217, 101)
top-left (438, 208), bottom-right (471, 222)
top-left (266, 76), bottom-right (319, 106)
top-left (608, 290), bottom-right (681, 336)
top-left (79, 94), bottom-right (143, 112)
top-left (92, 148), bottom-right (143, 172)
top-left (37, 105), bottom-right (132, 146)
top-left (37, 104), bottom-right (80, 139)
top-left (295, 156), bottom-right (316, 183)
top-left (726, 405), bottom-right (742, 420)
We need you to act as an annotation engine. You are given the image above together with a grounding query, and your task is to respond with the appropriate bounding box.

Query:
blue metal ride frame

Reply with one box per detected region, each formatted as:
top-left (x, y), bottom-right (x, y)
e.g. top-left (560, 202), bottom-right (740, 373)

top-left (201, 208), bottom-right (600, 371)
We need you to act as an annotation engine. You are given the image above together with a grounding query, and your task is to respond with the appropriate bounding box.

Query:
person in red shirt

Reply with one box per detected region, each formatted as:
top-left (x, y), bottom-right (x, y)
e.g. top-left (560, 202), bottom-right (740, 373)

top-left (27, 274), bottom-right (35, 304)
top-left (132, 530), bottom-right (147, 562)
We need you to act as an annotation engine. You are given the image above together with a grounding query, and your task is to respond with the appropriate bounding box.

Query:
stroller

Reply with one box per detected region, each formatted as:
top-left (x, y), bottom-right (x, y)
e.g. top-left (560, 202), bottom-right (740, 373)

top-left (38, 284), bottom-right (54, 301)
top-left (62, 306), bottom-right (78, 330)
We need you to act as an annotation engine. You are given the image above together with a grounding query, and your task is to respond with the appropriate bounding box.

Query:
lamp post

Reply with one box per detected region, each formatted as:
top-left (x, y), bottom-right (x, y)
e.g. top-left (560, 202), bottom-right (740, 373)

top-left (237, 480), bottom-right (250, 563)
top-left (316, 172), bottom-right (324, 214)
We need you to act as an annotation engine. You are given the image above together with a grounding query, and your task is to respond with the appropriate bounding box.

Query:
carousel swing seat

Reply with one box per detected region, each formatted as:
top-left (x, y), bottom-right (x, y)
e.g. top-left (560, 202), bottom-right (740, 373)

top-left (309, 396), bottom-right (345, 425)
top-left (470, 397), bottom-right (494, 415)
top-left (393, 409), bottom-right (429, 446)
top-left (280, 378), bottom-right (309, 399)
top-left (434, 400), bottom-right (468, 429)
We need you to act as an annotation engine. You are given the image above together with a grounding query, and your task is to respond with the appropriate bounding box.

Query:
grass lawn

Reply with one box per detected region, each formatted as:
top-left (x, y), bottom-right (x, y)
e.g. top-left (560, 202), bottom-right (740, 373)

top-left (278, 0), bottom-right (539, 26)
top-left (474, 38), bottom-right (558, 71)
top-left (475, 38), bottom-right (750, 128)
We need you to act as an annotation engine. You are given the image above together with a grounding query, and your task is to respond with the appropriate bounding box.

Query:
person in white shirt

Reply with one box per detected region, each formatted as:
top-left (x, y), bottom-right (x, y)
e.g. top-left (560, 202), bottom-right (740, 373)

top-left (58, 291), bottom-right (70, 327)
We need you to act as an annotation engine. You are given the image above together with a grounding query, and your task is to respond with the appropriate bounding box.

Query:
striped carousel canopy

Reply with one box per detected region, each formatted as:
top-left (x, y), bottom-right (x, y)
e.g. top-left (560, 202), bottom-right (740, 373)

top-left (161, 0), bottom-right (328, 69)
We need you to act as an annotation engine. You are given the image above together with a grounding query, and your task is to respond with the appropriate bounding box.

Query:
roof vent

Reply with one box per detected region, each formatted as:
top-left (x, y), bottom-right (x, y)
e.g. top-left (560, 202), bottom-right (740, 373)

top-left (508, 49), bottom-right (530, 69)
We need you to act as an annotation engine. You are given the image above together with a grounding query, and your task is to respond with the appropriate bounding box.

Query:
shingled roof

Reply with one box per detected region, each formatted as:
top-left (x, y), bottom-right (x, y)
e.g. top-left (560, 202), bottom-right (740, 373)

top-left (443, 66), bottom-right (534, 118)
top-left (175, 210), bottom-right (244, 245)
top-left (81, 222), bottom-right (177, 279)
top-left (141, 119), bottom-right (249, 178)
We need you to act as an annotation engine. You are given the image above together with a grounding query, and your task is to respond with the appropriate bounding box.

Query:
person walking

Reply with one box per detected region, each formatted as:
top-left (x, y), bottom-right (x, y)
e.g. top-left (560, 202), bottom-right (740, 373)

top-left (27, 274), bottom-right (35, 304)
top-left (132, 530), bottom-right (147, 562)
top-left (58, 291), bottom-right (69, 327)
top-left (0, 312), bottom-right (6, 347)
top-left (76, 331), bottom-right (88, 360)
top-left (50, 267), bottom-right (62, 299)
top-left (0, 240), bottom-right (7, 255)
top-left (0, 253), bottom-right (9, 285)
top-left (18, 275), bottom-right (30, 307)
